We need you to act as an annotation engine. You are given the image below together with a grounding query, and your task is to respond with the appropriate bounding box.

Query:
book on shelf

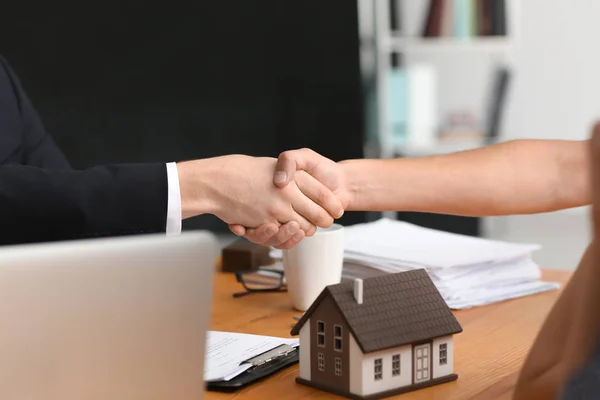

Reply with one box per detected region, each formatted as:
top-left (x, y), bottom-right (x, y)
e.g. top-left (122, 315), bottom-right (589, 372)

top-left (387, 65), bottom-right (408, 144)
top-left (453, 0), bottom-right (471, 38)
top-left (386, 63), bottom-right (437, 149)
top-left (491, 0), bottom-right (507, 36)
top-left (397, 1), bottom-right (431, 37)
top-left (485, 66), bottom-right (511, 142)
top-left (422, 0), bottom-right (444, 37)
top-left (418, 0), bottom-right (508, 39)
top-left (441, 0), bottom-right (454, 37)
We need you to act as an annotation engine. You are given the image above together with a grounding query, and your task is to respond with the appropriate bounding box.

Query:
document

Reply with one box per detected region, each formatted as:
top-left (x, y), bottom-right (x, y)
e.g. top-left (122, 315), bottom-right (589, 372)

top-left (269, 218), bottom-right (559, 309)
top-left (341, 218), bottom-right (541, 269)
top-left (204, 331), bottom-right (299, 382)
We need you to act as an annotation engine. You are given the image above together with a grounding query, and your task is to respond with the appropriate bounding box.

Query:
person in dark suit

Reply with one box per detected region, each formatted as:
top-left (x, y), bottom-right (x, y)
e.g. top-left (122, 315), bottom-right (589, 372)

top-left (0, 55), bottom-right (343, 246)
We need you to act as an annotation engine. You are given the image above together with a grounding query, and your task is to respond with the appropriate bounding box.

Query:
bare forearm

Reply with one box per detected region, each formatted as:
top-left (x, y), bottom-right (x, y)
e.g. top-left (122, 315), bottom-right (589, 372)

top-left (341, 139), bottom-right (591, 216)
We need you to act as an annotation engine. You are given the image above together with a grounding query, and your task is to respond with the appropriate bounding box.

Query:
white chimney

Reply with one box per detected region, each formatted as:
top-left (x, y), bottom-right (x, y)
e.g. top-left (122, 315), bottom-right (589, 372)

top-left (354, 279), bottom-right (363, 304)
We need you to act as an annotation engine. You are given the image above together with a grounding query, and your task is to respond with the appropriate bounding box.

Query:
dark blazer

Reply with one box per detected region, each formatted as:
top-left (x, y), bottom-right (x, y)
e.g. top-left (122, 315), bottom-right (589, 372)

top-left (0, 56), bottom-right (168, 245)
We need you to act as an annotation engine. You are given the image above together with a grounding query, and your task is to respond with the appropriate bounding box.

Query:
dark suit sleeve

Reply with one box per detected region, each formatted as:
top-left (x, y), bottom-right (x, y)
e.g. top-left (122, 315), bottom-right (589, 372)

top-left (0, 162), bottom-right (168, 245)
top-left (0, 55), bottom-right (71, 169)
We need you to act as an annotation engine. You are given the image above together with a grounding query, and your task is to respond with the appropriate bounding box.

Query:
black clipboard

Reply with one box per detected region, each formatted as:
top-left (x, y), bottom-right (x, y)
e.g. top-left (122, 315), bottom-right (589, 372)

top-left (205, 344), bottom-right (299, 392)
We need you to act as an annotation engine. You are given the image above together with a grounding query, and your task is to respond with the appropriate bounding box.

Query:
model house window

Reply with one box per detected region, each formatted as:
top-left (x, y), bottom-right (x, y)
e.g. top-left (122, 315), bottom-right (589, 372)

top-left (317, 321), bottom-right (325, 347)
top-left (318, 353), bottom-right (325, 371)
top-left (374, 358), bottom-right (382, 380)
top-left (335, 357), bottom-right (342, 376)
top-left (439, 343), bottom-right (447, 365)
top-left (334, 324), bottom-right (342, 351)
top-left (392, 354), bottom-right (401, 376)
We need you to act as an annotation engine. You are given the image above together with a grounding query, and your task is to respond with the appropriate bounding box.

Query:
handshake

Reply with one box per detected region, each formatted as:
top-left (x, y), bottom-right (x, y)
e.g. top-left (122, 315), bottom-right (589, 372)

top-left (176, 148), bottom-right (351, 249)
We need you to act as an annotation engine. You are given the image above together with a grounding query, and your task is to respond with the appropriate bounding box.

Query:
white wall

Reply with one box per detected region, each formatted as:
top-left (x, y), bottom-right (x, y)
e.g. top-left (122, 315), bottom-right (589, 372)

top-left (492, 0), bottom-right (599, 269)
top-left (503, 0), bottom-right (600, 142)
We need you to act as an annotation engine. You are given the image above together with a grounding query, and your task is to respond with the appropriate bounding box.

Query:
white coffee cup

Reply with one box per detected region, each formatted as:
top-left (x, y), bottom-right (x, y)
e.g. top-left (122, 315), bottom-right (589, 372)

top-left (282, 224), bottom-right (344, 311)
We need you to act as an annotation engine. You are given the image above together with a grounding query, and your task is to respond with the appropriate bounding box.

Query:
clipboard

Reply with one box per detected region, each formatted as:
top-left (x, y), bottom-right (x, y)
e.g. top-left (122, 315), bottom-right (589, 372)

top-left (206, 344), bottom-right (299, 392)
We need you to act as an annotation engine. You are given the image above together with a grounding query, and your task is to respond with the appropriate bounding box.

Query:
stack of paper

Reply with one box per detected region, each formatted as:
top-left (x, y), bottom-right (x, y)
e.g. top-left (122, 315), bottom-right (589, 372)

top-left (271, 219), bottom-right (560, 309)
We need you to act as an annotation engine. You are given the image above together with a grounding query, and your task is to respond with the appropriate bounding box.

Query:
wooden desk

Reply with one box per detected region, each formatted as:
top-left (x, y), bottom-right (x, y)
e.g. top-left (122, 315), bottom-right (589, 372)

top-left (206, 269), bottom-right (571, 400)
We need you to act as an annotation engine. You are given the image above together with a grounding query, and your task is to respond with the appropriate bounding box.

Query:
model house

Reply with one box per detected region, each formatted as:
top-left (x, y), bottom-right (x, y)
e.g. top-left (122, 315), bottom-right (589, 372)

top-left (290, 269), bottom-right (463, 399)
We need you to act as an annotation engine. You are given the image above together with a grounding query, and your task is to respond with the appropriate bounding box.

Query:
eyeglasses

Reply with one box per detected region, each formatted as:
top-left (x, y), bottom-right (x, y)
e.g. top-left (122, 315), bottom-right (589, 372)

top-left (233, 268), bottom-right (287, 298)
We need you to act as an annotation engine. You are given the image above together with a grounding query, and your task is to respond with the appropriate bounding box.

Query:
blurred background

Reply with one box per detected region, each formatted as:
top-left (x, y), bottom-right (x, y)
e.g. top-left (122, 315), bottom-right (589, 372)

top-left (0, 0), bottom-right (597, 270)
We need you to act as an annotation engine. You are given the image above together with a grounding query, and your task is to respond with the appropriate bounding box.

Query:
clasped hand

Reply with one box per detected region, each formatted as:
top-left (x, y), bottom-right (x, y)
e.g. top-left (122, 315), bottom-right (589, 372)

top-left (227, 149), bottom-right (347, 249)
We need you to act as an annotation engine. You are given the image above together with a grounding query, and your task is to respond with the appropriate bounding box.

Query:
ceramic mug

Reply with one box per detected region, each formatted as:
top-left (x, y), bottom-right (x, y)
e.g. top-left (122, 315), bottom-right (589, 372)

top-left (282, 224), bottom-right (344, 311)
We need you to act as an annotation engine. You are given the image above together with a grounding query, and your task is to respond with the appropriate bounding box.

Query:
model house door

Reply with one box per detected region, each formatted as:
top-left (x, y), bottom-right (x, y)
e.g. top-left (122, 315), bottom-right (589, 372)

top-left (413, 343), bottom-right (431, 383)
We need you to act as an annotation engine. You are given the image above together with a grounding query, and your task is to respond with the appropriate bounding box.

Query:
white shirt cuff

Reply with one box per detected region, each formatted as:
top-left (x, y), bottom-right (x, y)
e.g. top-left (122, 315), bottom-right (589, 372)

top-left (165, 162), bottom-right (182, 235)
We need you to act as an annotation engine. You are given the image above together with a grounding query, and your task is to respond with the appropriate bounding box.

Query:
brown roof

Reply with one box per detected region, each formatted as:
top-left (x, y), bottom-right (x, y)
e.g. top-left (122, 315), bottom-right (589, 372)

top-left (290, 269), bottom-right (463, 353)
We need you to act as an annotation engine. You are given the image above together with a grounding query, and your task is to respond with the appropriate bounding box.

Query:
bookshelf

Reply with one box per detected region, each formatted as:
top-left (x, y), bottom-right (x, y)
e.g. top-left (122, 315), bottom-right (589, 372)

top-left (359, 0), bottom-right (517, 231)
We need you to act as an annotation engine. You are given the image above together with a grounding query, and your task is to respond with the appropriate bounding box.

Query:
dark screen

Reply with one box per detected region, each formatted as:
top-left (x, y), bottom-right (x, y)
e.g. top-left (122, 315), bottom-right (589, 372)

top-left (0, 0), bottom-right (366, 231)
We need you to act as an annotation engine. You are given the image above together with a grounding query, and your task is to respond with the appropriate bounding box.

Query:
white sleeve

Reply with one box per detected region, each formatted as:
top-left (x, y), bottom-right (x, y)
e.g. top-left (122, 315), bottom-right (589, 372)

top-left (165, 162), bottom-right (182, 235)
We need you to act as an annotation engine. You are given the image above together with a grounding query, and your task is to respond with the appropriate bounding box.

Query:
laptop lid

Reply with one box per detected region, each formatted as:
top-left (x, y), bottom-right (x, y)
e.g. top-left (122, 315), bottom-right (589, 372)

top-left (0, 231), bottom-right (218, 400)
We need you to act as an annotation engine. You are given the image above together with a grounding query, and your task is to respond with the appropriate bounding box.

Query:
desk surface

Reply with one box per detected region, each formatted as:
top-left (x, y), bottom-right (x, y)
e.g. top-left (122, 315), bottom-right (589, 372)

top-left (206, 269), bottom-right (571, 400)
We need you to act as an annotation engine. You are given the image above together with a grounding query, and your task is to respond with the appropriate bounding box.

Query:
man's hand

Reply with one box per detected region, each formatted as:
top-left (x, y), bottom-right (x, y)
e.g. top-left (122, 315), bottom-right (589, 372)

top-left (229, 148), bottom-right (351, 248)
top-left (176, 154), bottom-right (342, 236)
top-left (272, 148), bottom-right (347, 199)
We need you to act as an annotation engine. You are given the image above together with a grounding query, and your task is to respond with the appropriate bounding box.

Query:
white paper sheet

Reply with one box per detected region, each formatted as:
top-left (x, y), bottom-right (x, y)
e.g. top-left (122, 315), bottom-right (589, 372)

top-left (204, 331), bottom-right (299, 382)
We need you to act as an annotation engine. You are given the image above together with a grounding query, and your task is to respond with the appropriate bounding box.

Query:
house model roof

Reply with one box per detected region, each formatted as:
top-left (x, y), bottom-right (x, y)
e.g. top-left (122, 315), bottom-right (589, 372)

top-left (290, 269), bottom-right (463, 353)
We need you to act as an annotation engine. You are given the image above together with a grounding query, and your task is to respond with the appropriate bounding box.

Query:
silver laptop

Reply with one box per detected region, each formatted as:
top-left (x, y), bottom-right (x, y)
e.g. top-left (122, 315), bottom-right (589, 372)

top-left (0, 231), bottom-right (218, 400)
